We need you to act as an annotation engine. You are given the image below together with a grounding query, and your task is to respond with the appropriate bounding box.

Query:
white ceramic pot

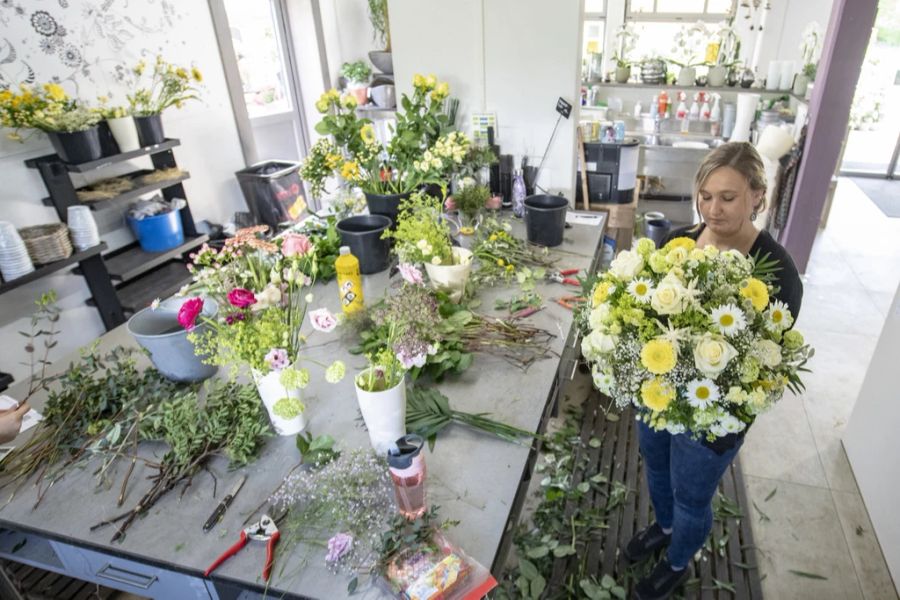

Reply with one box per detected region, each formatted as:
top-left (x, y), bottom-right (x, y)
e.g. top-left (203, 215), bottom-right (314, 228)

top-left (615, 65), bottom-right (631, 84)
top-left (676, 66), bottom-right (696, 87)
top-left (253, 367), bottom-right (307, 436)
top-left (355, 371), bottom-right (407, 455)
top-left (792, 74), bottom-right (809, 97)
top-left (708, 65), bottom-right (727, 87)
top-left (106, 116), bottom-right (140, 152)
top-left (423, 246), bottom-right (473, 303)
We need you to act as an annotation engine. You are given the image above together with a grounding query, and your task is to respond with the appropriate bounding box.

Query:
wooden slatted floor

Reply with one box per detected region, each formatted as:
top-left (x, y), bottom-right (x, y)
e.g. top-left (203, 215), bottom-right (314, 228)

top-left (545, 390), bottom-right (764, 599)
top-left (0, 560), bottom-right (123, 600)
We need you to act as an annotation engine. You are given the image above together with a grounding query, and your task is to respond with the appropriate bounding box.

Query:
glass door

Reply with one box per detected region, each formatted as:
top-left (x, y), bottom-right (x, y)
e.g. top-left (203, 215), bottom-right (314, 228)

top-left (840, 0), bottom-right (900, 178)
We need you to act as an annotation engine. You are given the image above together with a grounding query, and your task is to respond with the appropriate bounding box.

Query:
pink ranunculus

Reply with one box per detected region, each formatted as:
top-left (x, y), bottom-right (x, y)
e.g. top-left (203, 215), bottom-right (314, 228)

top-left (177, 297), bottom-right (204, 330)
top-left (264, 348), bottom-right (290, 371)
top-left (309, 307), bottom-right (338, 333)
top-left (325, 532), bottom-right (353, 563)
top-left (227, 287), bottom-right (257, 308)
top-left (398, 262), bottom-right (424, 285)
top-left (444, 196), bottom-right (457, 212)
top-left (281, 233), bottom-right (313, 257)
top-left (485, 195), bottom-right (502, 210)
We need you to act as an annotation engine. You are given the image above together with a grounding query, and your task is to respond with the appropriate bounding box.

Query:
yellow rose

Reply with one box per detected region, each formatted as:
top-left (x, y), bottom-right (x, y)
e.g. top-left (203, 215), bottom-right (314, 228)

top-left (693, 333), bottom-right (738, 376)
top-left (640, 339), bottom-right (677, 375)
top-left (689, 248), bottom-right (706, 262)
top-left (664, 236), bottom-right (696, 252)
top-left (740, 277), bottom-right (769, 311)
top-left (413, 74), bottom-right (426, 89)
top-left (666, 246), bottom-right (689, 266)
top-left (591, 280), bottom-right (614, 307)
top-left (703, 245), bottom-right (719, 258)
top-left (650, 272), bottom-right (688, 315)
top-left (641, 377), bottom-right (675, 411)
top-left (425, 74), bottom-right (437, 89)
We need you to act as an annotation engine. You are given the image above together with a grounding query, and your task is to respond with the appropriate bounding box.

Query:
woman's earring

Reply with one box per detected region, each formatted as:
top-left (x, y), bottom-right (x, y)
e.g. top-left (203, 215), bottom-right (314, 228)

top-left (750, 210), bottom-right (758, 221)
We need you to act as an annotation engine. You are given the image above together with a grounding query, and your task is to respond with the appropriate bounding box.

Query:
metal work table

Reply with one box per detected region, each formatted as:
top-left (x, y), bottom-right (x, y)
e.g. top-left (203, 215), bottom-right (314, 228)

top-left (0, 216), bottom-right (605, 599)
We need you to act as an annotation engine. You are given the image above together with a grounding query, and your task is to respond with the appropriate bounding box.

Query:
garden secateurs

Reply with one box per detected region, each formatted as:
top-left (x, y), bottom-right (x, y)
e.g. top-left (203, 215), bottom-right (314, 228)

top-left (204, 514), bottom-right (280, 581)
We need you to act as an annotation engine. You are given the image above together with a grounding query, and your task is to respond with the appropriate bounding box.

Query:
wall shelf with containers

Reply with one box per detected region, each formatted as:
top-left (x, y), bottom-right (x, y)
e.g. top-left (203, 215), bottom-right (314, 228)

top-left (24, 137), bottom-right (207, 328)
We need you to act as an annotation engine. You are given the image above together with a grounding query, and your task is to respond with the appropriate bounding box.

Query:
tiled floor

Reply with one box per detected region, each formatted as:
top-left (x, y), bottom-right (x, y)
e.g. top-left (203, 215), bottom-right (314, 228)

top-left (740, 178), bottom-right (900, 599)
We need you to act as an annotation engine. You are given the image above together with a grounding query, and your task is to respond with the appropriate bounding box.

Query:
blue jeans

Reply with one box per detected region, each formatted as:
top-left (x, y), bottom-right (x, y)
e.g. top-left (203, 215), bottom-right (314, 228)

top-left (637, 421), bottom-right (744, 569)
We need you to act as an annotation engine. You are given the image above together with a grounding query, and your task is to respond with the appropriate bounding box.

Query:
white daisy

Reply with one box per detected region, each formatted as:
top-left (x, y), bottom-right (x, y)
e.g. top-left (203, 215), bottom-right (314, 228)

top-left (710, 303), bottom-right (747, 336)
top-left (765, 299), bottom-right (793, 331)
top-left (627, 277), bottom-right (654, 303)
top-left (685, 378), bottom-right (720, 409)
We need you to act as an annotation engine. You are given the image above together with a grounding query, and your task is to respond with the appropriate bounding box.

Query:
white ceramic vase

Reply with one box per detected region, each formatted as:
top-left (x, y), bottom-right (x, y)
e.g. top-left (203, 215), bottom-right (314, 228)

top-left (707, 65), bottom-right (727, 87)
top-left (355, 371), bottom-right (407, 455)
top-left (792, 74), bottom-right (809, 97)
top-left (676, 66), bottom-right (696, 87)
top-left (423, 246), bottom-right (473, 303)
top-left (106, 116), bottom-right (141, 152)
top-left (253, 367), bottom-right (307, 436)
top-left (615, 65), bottom-right (631, 83)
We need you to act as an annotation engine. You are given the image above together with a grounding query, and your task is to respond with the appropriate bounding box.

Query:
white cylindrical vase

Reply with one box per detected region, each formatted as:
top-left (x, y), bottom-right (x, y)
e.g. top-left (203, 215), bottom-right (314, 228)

top-left (355, 371), bottom-right (407, 455)
top-left (254, 368), bottom-right (307, 436)
top-left (423, 247), bottom-right (473, 303)
top-left (106, 116), bottom-right (141, 152)
top-left (730, 93), bottom-right (760, 142)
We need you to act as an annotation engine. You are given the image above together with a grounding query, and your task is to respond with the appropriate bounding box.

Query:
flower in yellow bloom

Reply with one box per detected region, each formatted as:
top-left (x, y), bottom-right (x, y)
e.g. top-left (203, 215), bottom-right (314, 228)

top-left (134, 60), bottom-right (146, 75)
top-left (360, 123), bottom-right (375, 144)
top-left (43, 83), bottom-right (67, 102)
top-left (413, 73), bottom-right (427, 89)
top-left (496, 258), bottom-right (505, 267)
top-left (340, 161), bottom-right (361, 181)
top-left (739, 277), bottom-right (769, 311)
top-left (175, 67), bottom-right (188, 80)
top-left (425, 74), bottom-right (437, 89)
top-left (664, 236), bottom-right (696, 252)
top-left (191, 66), bottom-right (203, 82)
top-left (591, 280), bottom-right (614, 307)
top-left (431, 81), bottom-right (450, 102)
top-left (506, 264), bottom-right (514, 272)
top-left (641, 377), bottom-right (675, 411)
top-left (325, 153), bottom-right (342, 170)
top-left (640, 339), bottom-right (677, 375)
top-left (341, 94), bottom-right (358, 109)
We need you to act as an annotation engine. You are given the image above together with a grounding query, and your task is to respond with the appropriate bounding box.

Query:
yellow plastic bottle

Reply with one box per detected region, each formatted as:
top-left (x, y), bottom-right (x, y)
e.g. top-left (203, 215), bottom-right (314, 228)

top-left (335, 246), bottom-right (364, 314)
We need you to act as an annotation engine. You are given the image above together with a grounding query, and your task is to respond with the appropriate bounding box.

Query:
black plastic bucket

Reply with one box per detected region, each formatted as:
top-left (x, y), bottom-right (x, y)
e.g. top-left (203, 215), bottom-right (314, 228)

top-left (364, 191), bottom-right (411, 227)
top-left (134, 114), bottom-right (165, 146)
top-left (644, 218), bottom-right (672, 248)
top-left (47, 127), bottom-right (103, 164)
top-left (336, 215), bottom-right (392, 274)
top-left (97, 121), bottom-right (120, 157)
top-left (235, 160), bottom-right (305, 229)
top-left (524, 194), bottom-right (568, 247)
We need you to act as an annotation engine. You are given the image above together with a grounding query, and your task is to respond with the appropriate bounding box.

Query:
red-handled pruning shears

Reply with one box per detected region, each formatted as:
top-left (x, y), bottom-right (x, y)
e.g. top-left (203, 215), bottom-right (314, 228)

top-left (204, 514), bottom-right (280, 581)
top-left (546, 268), bottom-right (580, 286)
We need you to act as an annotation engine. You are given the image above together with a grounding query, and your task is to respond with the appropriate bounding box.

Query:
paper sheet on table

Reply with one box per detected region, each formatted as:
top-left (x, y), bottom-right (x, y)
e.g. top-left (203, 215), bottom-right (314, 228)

top-left (566, 211), bottom-right (606, 227)
top-left (0, 394), bottom-right (43, 433)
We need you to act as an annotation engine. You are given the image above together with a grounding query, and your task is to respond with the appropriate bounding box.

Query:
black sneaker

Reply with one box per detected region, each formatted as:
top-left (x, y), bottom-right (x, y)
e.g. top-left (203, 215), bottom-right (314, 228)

top-left (633, 557), bottom-right (690, 600)
top-left (622, 522), bottom-right (671, 563)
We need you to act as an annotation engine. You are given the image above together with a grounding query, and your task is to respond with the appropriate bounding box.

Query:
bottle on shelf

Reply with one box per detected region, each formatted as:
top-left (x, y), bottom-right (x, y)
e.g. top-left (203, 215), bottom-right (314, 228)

top-left (649, 95), bottom-right (659, 118)
top-left (512, 169), bottom-right (526, 218)
top-left (675, 92), bottom-right (688, 120)
top-left (633, 101), bottom-right (643, 118)
top-left (700, 92), bottom-right (711, 120)
top-left (657, 91), bottom-right (669, 117)
top-left (335, 246), bottom-right (364, 315)
top-left (689, 93), bottom-right (700, 120)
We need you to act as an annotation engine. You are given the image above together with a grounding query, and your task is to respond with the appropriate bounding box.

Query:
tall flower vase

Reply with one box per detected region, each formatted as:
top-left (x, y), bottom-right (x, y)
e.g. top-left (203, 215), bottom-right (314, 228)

top-left (355, 371), bottom-right (407, 455)
top-left (253, 368), bottom-right (307, 436)
top-left (107, 116), bottom-right (141, 152)
top-left (676, 66), bottom-right (697, 87)
top-left (423, 247), bottom-right (473, 303)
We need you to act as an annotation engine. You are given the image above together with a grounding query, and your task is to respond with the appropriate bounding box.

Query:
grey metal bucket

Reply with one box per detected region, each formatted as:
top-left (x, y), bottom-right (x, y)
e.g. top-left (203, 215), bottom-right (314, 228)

top-left (644, 218), bottom-right (672, 249)
top-left (127, 297), bottom-right (219, 382)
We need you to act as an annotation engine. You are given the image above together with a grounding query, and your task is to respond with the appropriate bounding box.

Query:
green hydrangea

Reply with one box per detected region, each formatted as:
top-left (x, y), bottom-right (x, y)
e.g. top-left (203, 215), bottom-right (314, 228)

top-left (739, 356), bottom-right (760, 383)
top-left (272, 397), bottom-right (305, 419)
top-left (279, 366), bottom-right (310, 389)
top-left (635, 237), bottom-right (656, 257)
top-left (325, 360), bottom-right (346, 383)
top-left (649, 252), bottom-right (669, 274)
top-left (783, 329), bottom-right (804, 350)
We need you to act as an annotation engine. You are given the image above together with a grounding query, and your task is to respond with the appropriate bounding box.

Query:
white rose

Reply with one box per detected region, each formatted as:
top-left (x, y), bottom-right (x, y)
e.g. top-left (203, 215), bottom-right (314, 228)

top-left (581, 330), bottom-right (616, 360)
top-left (251, 285), bottom-right (282, 312)
top-left (754, 339), bottom-right (783, 367)
top-left (651, 272), bottom-right (689, 315)
top-left (591, 365), bottom-right (615, 395)
top-left (609, 250), bottom-right (645, 281)
top-left (693, 334), bottom-right (738, 376)
top-left (588, 303), bottom-right (611, 330)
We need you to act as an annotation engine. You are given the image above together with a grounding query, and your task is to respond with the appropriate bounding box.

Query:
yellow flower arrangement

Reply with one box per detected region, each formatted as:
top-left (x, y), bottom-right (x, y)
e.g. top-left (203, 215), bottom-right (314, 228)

top-left (340, 160), bottom-right (362, 181)
top-left (640, 339), bottom-right (677, 375)
top-left (128, 56), bottom-right (202, 116)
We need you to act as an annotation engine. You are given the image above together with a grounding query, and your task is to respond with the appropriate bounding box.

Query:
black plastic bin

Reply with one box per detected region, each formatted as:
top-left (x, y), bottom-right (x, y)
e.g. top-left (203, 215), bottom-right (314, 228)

top-left (235, 160), bottom-right (306, 229)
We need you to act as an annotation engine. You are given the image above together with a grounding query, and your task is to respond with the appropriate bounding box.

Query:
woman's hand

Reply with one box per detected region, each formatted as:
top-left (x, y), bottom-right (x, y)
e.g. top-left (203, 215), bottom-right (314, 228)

top-left (0, 402), bottom-right (30, 444)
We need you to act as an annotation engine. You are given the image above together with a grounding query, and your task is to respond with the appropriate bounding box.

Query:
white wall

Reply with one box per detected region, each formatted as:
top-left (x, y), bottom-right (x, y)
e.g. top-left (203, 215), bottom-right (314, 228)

top-left (389, 0), bottom-right (581, 197)
top-left (0, 0), bottom-right (245, 382)
top-left (844, 281), bottom-right (900, 590)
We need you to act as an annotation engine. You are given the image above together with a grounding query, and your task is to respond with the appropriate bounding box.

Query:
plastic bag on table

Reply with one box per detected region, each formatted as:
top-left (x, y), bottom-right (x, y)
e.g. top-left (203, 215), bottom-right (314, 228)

top-left (379, 530), bottom-right (497, 600)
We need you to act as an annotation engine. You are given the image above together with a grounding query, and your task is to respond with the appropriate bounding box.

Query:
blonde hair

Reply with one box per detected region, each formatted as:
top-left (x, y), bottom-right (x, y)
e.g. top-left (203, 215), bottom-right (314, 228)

top-left (694, 141), bottom-right (767, 215)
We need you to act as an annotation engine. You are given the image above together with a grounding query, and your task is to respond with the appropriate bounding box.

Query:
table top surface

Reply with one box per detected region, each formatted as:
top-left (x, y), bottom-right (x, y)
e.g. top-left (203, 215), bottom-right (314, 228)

top-left (0, 217), bottom-right (605, 599)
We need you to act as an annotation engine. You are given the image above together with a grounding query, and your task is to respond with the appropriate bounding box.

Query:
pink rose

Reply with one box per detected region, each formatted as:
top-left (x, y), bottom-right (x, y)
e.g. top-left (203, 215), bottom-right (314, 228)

top-left (444, 196), bottom-right (457, 212)
top-left (309, 307), bottom-right (338, 333)
top-left (326, 533), bottom-right (353, 563)
top-left (398, 263), bottom-right (424, 285)
top-left (227, 287), bottom-right (257, 308)
top-left (178, 297), bottom-right (204, 330)
top-left (281, 233), bottom-right (313, 257)
top-left (485, 195), bottom-right (502, 210)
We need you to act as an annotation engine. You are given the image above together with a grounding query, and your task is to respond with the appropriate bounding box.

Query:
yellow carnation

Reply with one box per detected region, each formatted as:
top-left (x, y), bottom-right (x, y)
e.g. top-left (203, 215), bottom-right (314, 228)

top-left (740, 277), bottom-right (769, 311)
top-left (641, 377), bottom-right (675, 412)
top-left (591, 281), bottom-right (614, 307)
top-left (340, 161), bottom-right (361, 181)
top-left (640, 339), bottom-right (677, 375)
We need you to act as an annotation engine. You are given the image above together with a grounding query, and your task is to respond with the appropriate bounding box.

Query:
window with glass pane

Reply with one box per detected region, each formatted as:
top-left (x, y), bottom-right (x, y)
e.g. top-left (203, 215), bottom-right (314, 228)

top-left (223, 0), bottom-right (291, 118)
top-left (582, 19), bottom-right (605, 82)
top-left (631, 22), bottom-right (685, 61)
top-left (656, 0), bottom-right (705, 12)
top-left (629, 0), bottom-right (655, 13)
top-left (585, 0), bottom-right (606, 13)
top-left (706, 0), bottom-right (734, 12)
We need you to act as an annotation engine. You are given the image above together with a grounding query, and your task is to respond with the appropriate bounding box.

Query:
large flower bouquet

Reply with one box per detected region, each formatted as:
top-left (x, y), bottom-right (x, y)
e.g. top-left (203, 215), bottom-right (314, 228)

top-left (580, 237), bottom-right (813, 440)
top-left (301, 75), bottom-right (469, 197)
top-left (180, 226), bottom-right (345, 412)
top-left (128, 56), bottom-right (202, 116)
top-left (383, 194), bottom-right (457, 267)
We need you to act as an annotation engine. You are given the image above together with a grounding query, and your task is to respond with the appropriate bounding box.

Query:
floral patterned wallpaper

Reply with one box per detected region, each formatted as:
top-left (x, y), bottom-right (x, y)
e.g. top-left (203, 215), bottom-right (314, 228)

top-left (0, 0), bottom-right (187, 102)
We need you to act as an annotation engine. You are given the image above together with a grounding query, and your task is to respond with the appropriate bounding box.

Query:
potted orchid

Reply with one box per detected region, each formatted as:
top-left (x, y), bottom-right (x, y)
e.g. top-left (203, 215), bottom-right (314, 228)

top-left (708, 21), bottom-right (741, 87)
top-left (180, 226), bottom-right (345, 435)
top-left (670, 21), bottom-right (713, 86)
top-left (795, 22), bottom-right (822, 96)
top-left (383, 194), bottom-right (473, 302)
top-left (613, 22), bottom-right (637, 83)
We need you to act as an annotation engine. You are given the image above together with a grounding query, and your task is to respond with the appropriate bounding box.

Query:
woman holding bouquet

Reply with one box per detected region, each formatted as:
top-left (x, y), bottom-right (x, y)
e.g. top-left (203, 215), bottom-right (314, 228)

top-left (628, 142), bottom-right (803, 599)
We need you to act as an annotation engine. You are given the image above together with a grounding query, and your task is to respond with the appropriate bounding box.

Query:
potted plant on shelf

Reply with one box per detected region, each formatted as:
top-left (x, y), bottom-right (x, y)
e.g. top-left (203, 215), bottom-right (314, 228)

top-left (368, 0), bottom-right (393, 74)
top-left (794, 22), bottom-right (821, 97)
top-left (384, 194), bottom-right (472, 302)
top-left (444, 181), bottom-right (490, 235)
top-left (613, 22), bottom-right (637, 83)
top-left (301, 75), bottom-right (469, 224)
top-left (181, 226), bottom-right (346, 435)
top-left (342, 60), bottom-right (372, 106)
top-left (98, 102), bottom-right (140, 152)
top-left (670, 21), bottom-right (712, 86)
top-left (708, 21), bottom-right (741, 87)
top-left (0, 83), bottom-right (103, 163)
top-left (128, 56), bottom-right (202, 147)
